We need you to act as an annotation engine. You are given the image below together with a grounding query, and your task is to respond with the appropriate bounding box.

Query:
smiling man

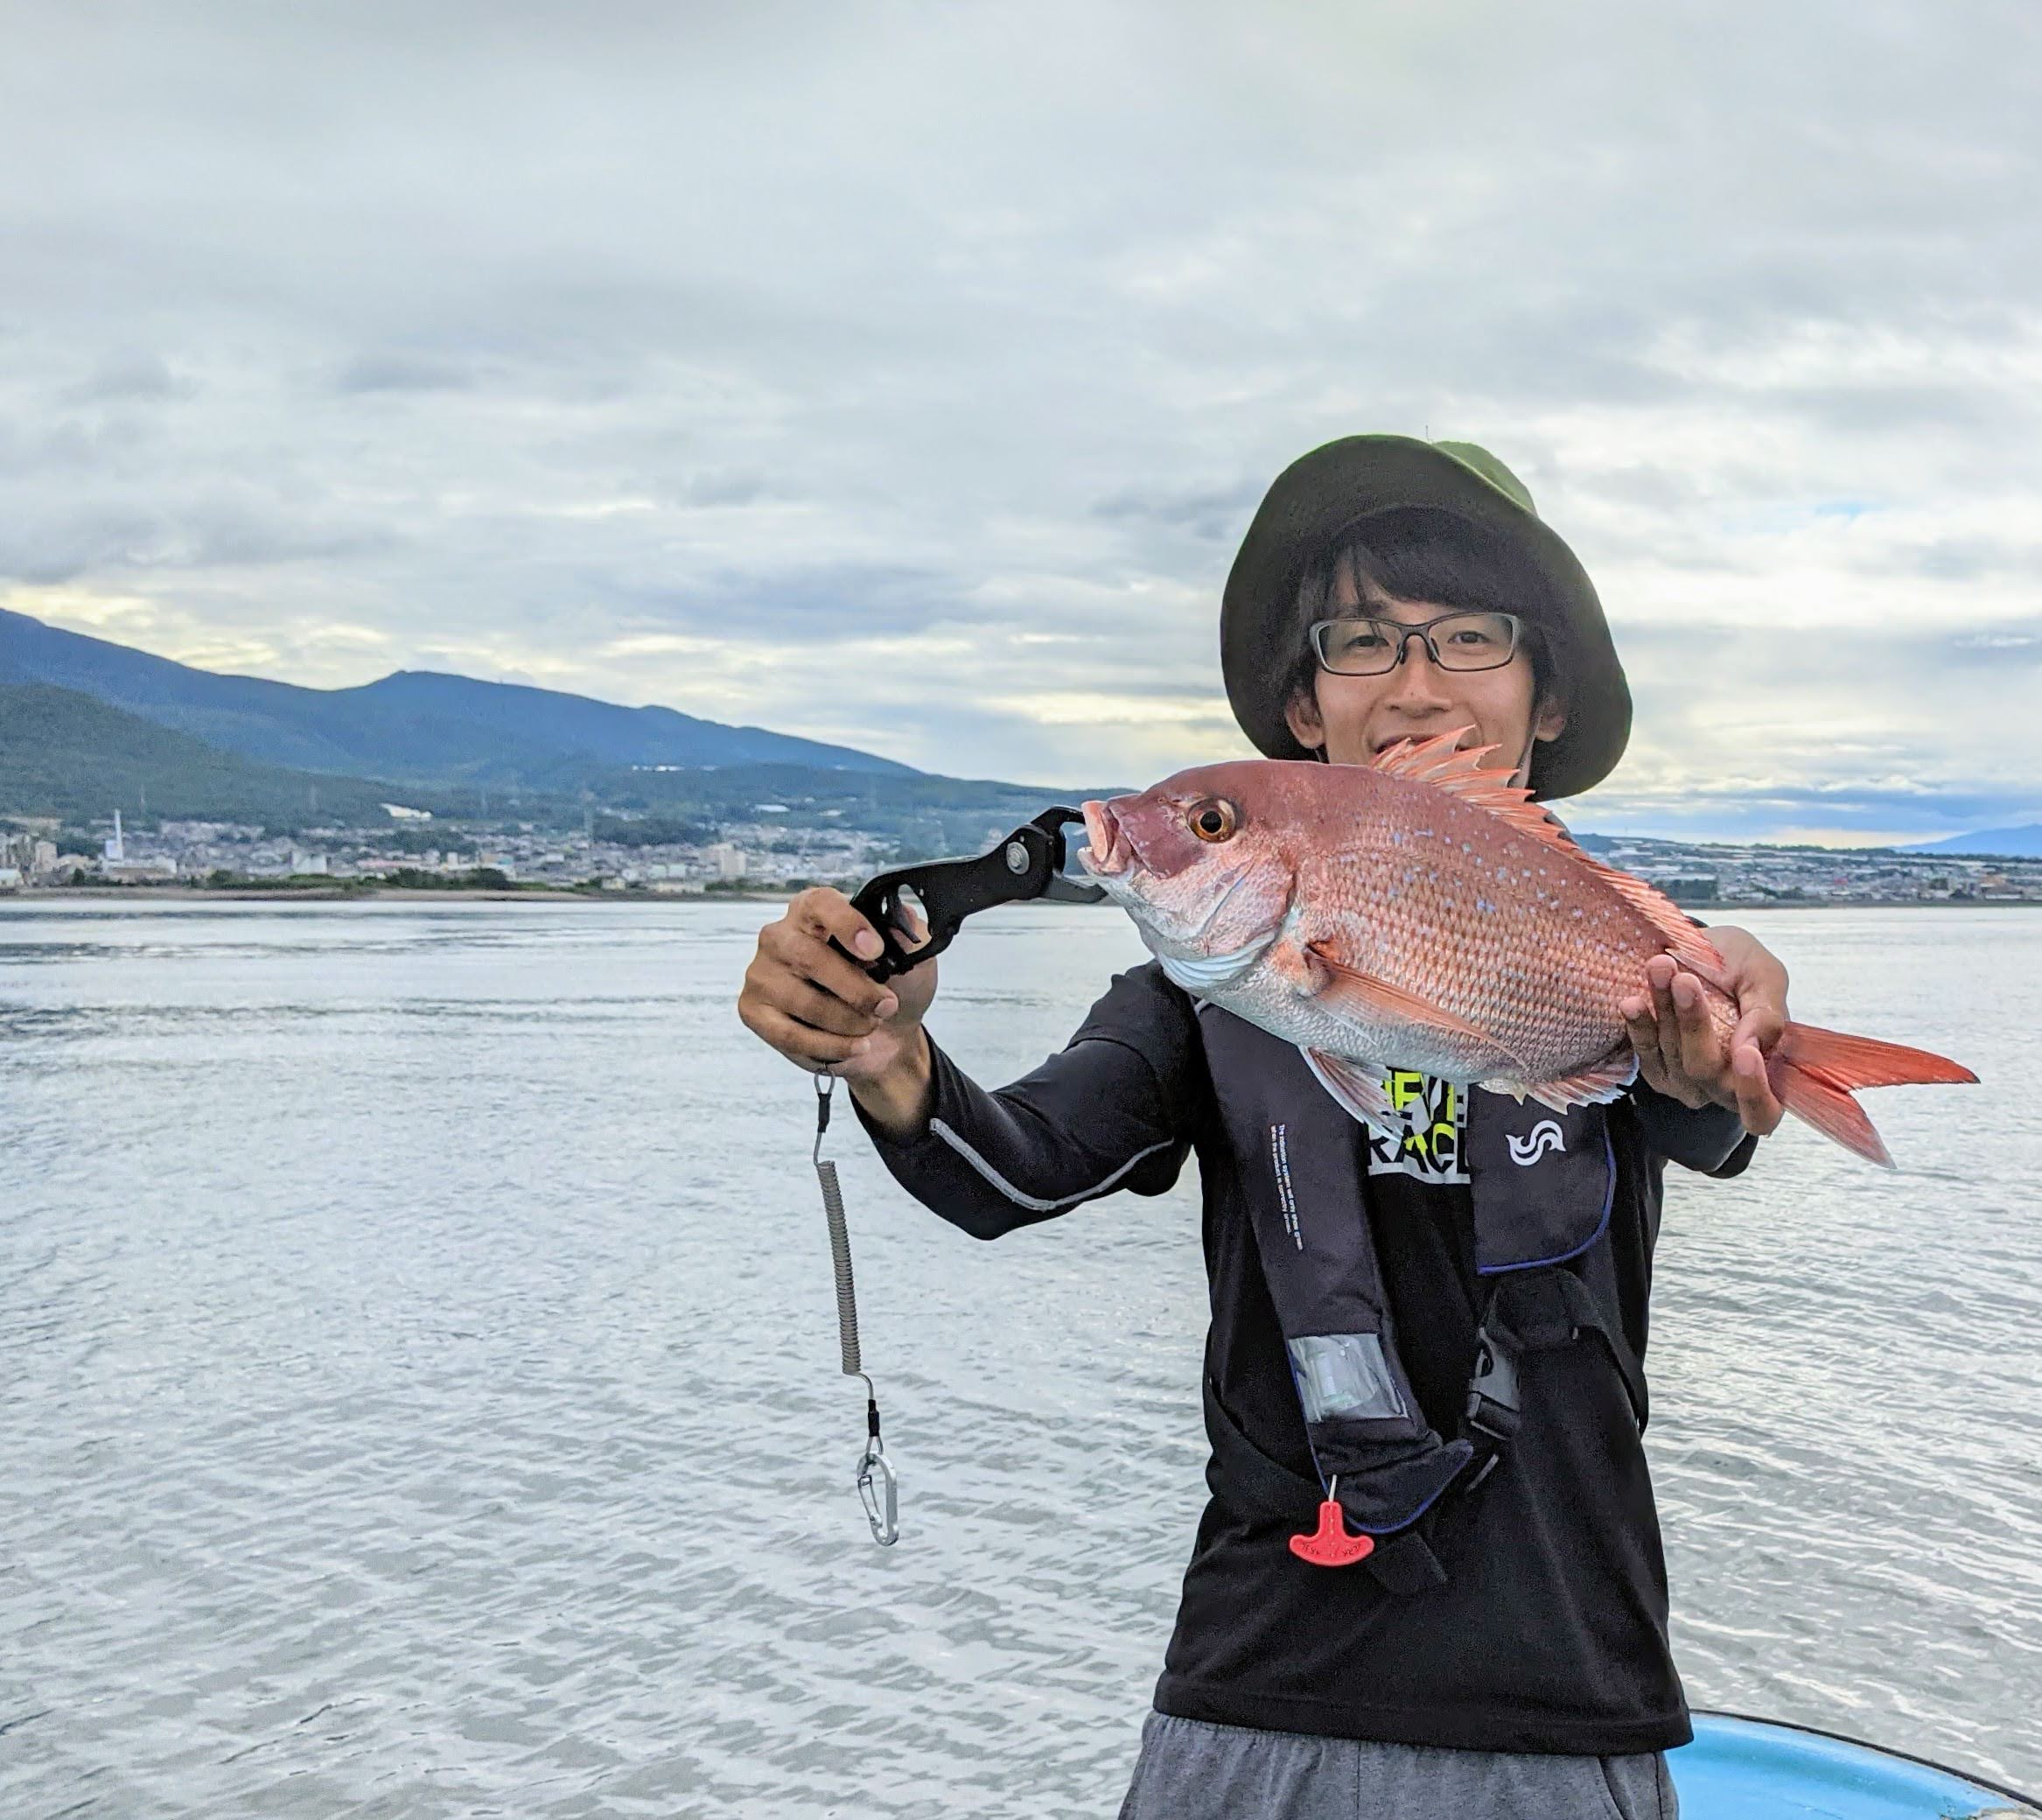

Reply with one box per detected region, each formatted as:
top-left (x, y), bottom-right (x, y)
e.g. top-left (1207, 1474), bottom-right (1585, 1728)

top-left (738, 436), bottom-right (1791, 1819)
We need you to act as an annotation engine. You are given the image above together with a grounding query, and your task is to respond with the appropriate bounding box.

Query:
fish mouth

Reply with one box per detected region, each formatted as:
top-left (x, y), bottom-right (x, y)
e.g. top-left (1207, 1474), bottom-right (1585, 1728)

top-left (1080, 800), bottom-right (1133, 876)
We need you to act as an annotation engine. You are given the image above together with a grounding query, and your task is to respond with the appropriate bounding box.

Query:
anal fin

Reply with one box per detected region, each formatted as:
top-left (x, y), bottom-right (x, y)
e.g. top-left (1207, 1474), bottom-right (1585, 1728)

top-left (1492, 1049), bottom-right (1640, 1113)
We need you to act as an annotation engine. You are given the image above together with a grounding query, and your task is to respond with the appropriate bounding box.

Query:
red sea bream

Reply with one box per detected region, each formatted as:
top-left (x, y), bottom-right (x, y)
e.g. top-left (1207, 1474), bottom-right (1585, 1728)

top-left (1079, 732), bottom-right (1975, 1166)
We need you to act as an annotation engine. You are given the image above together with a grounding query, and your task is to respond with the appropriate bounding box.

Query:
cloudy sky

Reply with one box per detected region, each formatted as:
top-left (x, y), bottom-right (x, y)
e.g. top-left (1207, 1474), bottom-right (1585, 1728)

top-left (3, 1), bottom-right (2039, 843)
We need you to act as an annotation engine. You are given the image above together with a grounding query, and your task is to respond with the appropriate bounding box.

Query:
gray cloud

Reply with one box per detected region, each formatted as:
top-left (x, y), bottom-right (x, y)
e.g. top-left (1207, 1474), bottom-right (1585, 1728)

top-left (676, 471), bottom-right (785, 508)
top-left (0, 507), bottom-right (165, 585)
top-left (61, 350), bottom-right (192, 404)
top-left (1092, 478), bottom-right (1268, 542)
top-left (1575, 777), bottom-right (2041, 846)
top-left (0, 497), bottom-right (398, 584)
top-left (612, 563), bottom-right (961, 640)
top-left (1882, 541), bottom-right (2042, 584)
top-left (334, 351), bottom-right (489, 395)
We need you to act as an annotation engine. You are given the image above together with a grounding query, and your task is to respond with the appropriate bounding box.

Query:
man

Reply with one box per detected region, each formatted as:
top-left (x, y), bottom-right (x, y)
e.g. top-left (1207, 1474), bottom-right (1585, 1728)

top-left (738, 437), bottom-right (1790, 1818)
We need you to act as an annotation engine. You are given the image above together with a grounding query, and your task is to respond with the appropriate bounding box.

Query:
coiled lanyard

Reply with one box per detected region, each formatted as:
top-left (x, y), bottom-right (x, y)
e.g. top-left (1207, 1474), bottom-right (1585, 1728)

top-left (806, 806), bottom-right (1100, 1546)
top-left (812, 1073), bottom-right (899, 1545)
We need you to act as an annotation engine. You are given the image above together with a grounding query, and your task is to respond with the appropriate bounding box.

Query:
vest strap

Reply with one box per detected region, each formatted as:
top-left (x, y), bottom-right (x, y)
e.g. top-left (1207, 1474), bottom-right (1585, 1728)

top-left (1483, 1267), bottom-right (1647, 1432)
top-left (1358, 1526), bottom-right (1450, 1593)
top-left (1202, 1374), bottom-right (1319, 1530)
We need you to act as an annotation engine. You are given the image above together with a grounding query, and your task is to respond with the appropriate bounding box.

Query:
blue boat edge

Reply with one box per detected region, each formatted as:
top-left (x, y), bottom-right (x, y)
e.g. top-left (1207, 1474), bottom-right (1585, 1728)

top-left (1675, 1712), bottom-right (2040, 1817)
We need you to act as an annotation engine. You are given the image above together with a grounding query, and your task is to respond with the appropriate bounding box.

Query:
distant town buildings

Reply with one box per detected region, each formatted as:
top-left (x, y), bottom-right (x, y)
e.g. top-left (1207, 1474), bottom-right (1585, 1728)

top-left (704, 842), bottom-right (749, 880)
top-left (0, 803), bottom-right (888, 893)
top-left (1, 830), bottom-right (60, 880)
top-left (1594, 836), bottom-right (2042, 906)
top-left (2, 805), bottom-right (2037, 904)
top-left (97, 810), bottom-right (177, 882)
top-left (101, 855), bottom-right (179, 883)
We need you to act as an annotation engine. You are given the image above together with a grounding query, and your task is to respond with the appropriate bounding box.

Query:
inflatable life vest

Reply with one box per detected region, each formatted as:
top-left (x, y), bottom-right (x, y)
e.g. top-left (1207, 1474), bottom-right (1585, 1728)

top-left (1195, 1004), bottom-right (1647, 1593)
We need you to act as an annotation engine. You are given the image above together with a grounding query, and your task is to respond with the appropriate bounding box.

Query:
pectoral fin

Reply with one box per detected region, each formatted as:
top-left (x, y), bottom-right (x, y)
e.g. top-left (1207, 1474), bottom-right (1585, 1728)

top-left (1295, 941), bottom-right (1528, 1072)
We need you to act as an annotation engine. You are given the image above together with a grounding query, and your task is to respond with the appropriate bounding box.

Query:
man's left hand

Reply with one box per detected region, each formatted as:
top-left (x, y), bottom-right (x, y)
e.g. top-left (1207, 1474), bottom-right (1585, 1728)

top-left (1619, 926), bottom-right (1787, 1138)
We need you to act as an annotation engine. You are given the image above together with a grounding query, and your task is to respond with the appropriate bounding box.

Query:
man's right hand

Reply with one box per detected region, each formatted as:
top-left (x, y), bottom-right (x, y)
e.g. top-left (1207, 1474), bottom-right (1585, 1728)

top-left (737, 886), bottom-right (938, 1087)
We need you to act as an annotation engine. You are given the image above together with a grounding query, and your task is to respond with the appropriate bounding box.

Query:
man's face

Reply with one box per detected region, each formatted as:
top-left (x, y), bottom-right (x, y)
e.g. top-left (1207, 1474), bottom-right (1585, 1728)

top-left (1282, 555), bottom-right (1566, 783)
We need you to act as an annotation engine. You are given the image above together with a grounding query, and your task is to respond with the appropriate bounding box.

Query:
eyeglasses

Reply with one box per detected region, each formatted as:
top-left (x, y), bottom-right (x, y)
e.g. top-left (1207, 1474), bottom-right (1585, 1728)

top-left (1308, 611), bottom-right (1523, 676)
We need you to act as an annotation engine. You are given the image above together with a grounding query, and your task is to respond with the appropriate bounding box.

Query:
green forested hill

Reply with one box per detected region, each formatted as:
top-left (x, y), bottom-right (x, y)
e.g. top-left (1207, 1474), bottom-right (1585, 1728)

top-left (0, 608), bottom-right (1121, 842)
top-left (0, 684), bottom-right (437, 827)
top-left (0, 682), bottom-right (1126, 846)
top-left (0, 604), bottom-right (916, 783)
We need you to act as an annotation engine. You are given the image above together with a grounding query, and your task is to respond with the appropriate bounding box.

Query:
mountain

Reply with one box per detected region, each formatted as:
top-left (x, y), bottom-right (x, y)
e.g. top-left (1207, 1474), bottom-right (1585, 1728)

top-left (0, 606), bottom-right (918, 789)
top-left (0, 683), bottom-right (442, 827)
top-left (0, 648), bottom-right (1127, 844)
top-left (1903, 824), bottom-right (2042, 859)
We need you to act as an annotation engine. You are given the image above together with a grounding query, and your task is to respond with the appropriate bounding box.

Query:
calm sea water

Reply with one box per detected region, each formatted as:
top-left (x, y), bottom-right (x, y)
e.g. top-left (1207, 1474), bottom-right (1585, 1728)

top-left (2, 899), bottom-right (2038, 1816)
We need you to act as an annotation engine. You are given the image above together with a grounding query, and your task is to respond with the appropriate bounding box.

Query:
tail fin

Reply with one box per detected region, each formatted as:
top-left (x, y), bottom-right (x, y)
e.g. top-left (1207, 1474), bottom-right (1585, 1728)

top-left (1766, 1022), bottom-right (1978, 1169)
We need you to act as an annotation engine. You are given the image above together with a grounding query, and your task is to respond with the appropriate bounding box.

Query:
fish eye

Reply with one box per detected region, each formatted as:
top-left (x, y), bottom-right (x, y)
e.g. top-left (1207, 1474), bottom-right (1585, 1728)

top-left (1188, 798), bottom-right (1238, 843)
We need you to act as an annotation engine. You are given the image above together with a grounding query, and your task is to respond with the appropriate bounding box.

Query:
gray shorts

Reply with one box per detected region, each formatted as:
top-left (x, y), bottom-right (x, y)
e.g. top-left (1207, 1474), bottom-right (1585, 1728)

top-left (1118, 1712), bottom-right (1677, 1820)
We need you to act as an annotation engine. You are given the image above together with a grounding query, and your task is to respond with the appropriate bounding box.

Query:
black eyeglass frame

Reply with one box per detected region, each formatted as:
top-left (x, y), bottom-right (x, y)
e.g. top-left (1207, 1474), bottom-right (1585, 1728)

top-left (1307, 610), bottom-right (1526, 676)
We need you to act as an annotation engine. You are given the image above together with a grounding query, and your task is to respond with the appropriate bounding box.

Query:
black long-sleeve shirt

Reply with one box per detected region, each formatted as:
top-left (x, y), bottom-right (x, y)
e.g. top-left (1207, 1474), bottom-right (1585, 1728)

top-left (855, 962), bottom-right (1754, 1755)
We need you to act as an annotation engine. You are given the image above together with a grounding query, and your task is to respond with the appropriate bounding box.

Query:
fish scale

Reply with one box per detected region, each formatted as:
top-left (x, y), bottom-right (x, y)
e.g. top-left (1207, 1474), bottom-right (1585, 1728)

top-left (1297, 778), bottom-right (1682, 1084)
top-left (1080, 731), bottom-right (1976, 1164)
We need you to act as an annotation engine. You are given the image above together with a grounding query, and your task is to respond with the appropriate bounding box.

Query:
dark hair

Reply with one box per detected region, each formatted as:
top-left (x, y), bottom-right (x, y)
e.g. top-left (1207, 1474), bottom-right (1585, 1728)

top-left (1283, 505), bottom-right (1570, 744)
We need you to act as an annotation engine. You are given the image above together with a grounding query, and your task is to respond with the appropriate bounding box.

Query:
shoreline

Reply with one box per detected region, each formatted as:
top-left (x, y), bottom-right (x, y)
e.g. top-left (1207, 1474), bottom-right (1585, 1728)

top-left (0, 886), bottom-right (800, 903)
top-left (2, 886), bottom-right (2036, 911)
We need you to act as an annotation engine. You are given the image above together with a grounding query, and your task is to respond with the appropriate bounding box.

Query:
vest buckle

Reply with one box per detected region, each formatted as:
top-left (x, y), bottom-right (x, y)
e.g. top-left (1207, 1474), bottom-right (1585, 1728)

top-left (1464, 1326), bottom-right (1522, 1445)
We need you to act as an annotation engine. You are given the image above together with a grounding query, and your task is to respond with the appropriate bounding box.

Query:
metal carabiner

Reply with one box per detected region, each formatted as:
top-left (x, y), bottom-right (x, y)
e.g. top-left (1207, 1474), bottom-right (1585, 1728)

top-left (857, 1432), bottom-right (899, 1546)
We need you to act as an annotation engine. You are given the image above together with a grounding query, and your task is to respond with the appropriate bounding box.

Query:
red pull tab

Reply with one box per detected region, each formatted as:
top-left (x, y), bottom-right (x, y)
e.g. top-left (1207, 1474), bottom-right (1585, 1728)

top-left (1289, 1497), bottom-right (1376, 1568)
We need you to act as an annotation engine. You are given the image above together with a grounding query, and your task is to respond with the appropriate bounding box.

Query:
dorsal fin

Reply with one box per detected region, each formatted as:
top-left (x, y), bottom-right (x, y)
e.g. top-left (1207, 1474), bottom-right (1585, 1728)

top-left (1583, 858), bottom-right (1731, 986)
top-left (1370, 728), bottom-right (1729, 987)
top-left (1369, 729), bottom-right (1570, 847)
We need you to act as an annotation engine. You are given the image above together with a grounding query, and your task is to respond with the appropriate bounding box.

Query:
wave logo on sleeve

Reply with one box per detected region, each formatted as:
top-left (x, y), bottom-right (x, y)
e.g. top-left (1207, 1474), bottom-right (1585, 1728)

top-left (1507, 1119), bottom-right (1567, 1166)
top-left (1363, 1070), bottom-right (1469, 1185)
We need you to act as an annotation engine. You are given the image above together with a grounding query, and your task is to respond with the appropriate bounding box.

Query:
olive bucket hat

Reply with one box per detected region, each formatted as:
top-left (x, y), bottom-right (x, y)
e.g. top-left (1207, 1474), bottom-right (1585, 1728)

top-left (1220, 434), bottom-right (1632, 802)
